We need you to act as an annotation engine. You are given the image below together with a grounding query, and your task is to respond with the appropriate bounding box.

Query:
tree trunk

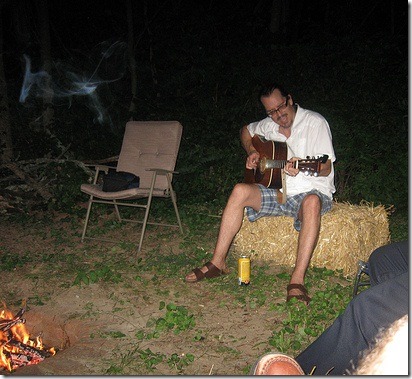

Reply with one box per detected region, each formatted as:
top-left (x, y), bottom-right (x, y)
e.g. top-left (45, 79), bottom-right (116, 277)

top-left (37, 0), bottom-right (54, 125)
top-left (143, 0), bottom-right (159, 95)
top-left (0, 1), bottom-right (52, 203)
top-left (126, 0), bottom-right (138, 119)
top-left (269, 0), bottom-right (290, 39)
top-left (36, 0), bottom-right (69, 158)
top-left (0, 1), bottom-right (14, 165)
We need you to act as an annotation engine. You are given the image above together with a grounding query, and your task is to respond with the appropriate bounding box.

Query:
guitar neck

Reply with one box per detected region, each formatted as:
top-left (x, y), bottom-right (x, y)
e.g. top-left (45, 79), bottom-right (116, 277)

top-left (260, 157), bottom-right (322, 175)
top-left (261, 158), bottom-right (290, 170)
top-left (245, 135), bottom-right (328, 188)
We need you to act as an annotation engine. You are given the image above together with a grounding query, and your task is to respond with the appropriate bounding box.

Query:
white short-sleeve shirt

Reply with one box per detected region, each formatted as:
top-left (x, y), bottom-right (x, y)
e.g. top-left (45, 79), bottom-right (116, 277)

top-left (247, 105), bottom-right (336, 198)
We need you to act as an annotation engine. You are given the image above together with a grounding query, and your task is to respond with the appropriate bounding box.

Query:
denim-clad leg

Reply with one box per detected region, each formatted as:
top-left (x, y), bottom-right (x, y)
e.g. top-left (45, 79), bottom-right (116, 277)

top-left (294, 241), bottom-right (409, 375)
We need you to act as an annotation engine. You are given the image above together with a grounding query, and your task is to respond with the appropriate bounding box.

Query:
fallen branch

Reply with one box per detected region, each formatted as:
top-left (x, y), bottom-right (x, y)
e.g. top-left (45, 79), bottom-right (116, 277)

top-left (0, 158), bottom-right (95, 207)
top-left (3, 162), bottom-right (52, 201)
top-left (0, 158), bottom-right (95, 176)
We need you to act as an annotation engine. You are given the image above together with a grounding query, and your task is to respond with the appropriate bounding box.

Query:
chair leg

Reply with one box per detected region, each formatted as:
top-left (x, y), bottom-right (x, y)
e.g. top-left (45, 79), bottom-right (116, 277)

top-left (113, 200), bottom-right (122, 221)
top-left (137, 173), bottom-right (157, 253)
top-left (81, 196), bottom-right (94, 242)
top-left (352, 269), bottom-right (362, 298)
top-left (167, 173), bottom-right (183, 234)
top-left (352, 260), bottom-right (370, 297)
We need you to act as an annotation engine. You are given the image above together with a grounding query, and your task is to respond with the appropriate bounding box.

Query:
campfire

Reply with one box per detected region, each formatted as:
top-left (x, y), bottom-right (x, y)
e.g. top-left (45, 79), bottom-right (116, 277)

top-left (0, 304), bottom-right (56, 372)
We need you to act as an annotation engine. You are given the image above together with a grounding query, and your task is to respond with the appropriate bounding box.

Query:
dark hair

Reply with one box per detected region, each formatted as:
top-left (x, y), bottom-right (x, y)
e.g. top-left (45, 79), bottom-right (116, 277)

top-left (258, 83), bottom-right (289, 99)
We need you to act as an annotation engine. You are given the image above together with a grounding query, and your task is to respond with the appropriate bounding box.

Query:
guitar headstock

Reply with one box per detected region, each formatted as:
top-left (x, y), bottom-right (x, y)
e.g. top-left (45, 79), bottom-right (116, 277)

top-left (297, 155), bottom-right (329, 177)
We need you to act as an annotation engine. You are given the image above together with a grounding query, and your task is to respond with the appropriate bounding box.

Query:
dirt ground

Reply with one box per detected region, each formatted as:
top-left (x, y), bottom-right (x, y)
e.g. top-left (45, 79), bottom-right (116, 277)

top-left (1, 211), bottom-right (296, 376)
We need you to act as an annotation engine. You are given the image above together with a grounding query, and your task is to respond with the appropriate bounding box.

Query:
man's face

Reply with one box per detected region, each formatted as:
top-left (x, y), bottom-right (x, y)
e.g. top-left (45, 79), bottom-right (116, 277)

top-left (261, 89), bottom-right (295, 129)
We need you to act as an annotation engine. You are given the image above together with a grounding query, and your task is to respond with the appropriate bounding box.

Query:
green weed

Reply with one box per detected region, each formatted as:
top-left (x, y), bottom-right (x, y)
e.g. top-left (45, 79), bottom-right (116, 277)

top-left (267, 269), bottom-right (352, 356)
top-left (105, 345), bottom-right (194, 375)
top-left (167, 352), bottom-right (195, 372)
top-left (73, 264), bottom-right (122, 285)
top-left (136, 302), bottom-right (196, 340)
top-left (0, 250), bottom-right (32, 271)
top-left (80, 302), bottom-right (99, 319)
top-left (137, 348), bottom-right (166, 371)
top-left (98, 330), bottom-right (127, 339)
top-left (105, 345), bottom-right (141, 374)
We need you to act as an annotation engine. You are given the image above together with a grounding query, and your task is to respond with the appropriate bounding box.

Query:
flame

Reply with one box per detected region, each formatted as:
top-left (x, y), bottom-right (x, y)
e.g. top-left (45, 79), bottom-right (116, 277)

top-left (0, 307), bottom-right (55, 372)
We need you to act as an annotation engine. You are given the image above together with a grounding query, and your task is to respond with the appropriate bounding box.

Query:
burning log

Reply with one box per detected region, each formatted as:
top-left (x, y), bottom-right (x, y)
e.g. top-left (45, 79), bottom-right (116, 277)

top-left (0, 305), bottom-right (56, 372)
top-left (3, 340), bottom-right (52, 370)
top-left (0, 306), bottom-right (26, 332)
top-left (8, 339), bottom-right (54, 359)
top-left (8, 352), bottom-right (44, 369)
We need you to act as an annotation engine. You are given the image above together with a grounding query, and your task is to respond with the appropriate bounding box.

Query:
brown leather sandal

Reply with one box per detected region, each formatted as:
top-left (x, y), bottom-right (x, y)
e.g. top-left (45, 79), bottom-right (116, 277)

top-left (185, 261), bottom-right (226, 283)
top-left (251, 352), bottom-right (305, 375)
top-left (286, 283), bottom-right (311, 305)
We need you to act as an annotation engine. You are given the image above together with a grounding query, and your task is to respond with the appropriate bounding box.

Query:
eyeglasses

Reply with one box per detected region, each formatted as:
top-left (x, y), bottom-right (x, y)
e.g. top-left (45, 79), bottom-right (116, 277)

top-left (266, 96), bottom-right (290, 118)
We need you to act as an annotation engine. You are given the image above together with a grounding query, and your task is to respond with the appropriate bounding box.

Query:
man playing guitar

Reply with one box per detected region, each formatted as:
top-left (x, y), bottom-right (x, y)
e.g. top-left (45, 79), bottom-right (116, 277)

top-left (185, 83), bottom-right (336, 305)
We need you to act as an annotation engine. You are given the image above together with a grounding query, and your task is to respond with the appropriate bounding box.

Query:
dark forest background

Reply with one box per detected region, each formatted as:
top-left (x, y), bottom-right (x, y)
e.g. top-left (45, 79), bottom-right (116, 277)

top-left (0, 0), bottom-right (408, 215)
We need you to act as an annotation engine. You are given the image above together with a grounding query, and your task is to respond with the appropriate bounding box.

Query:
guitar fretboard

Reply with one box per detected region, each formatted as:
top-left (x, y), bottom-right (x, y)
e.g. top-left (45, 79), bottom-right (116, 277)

top-left (262, 159), bottom-right (289, 170)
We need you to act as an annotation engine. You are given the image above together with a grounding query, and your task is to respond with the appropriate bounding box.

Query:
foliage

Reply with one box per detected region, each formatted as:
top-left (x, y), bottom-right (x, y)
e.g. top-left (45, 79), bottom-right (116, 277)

top-left (73, 264), bottom-right (122, 285)
top-left (106, 346), bottom-right (166, 374)
top-left (49, 161), bottom-right (91, 211)
top-left (167, 352), bottom-right (195, 372)
top-left (268, 273), bottom-right (352, 354)
top-left (136, 302), bottom-right (196, 340)
top-left (1, 4), bottom-right (407, 213)
top-left (0, 250), bottom-right (33, 271)
top-left (389, 209), bottom-right (409, 242)
top-left (105, 345), bottom-right (194, 375)
top-left (0, 203), bottom-right (407, 375)
top-left (0, 4), bottom-right (407, 374)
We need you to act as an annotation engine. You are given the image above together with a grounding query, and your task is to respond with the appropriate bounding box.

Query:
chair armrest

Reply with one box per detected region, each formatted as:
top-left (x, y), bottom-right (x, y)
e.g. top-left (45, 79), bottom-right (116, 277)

top-left (85, 164), bottom-right (117, 185)
top-left (146, 168), bottom-right (179, 174)
top-left (94, 164), bottom-right (116, 174)
top-left (83, 155), bottom-right (119, 166)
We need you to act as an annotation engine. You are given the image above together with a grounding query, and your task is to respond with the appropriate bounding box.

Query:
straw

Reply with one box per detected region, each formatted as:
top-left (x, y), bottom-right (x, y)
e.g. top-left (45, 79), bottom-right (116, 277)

top-left (232, 201), bottom-right (391, 277)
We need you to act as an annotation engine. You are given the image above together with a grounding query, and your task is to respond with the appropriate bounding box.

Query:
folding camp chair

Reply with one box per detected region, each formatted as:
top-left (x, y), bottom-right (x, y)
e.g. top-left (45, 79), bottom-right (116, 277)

top-left (352, 260), bottom-right (370, 297)
top-left (80, 120), bottom-right (184, 252)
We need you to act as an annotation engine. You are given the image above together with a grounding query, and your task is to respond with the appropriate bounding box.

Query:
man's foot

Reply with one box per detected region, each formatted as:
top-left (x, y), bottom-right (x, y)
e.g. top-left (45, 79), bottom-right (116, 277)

top-left (286, 283), bottom-right (311, 305)
top-left (185, 261), bottom-right (228, 283)
top-left (252, 352), bottom-right (305, 375)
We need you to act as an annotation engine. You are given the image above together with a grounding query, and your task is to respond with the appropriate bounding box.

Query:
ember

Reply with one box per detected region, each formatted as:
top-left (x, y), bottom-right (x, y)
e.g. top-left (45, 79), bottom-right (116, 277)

top-left (0, 304), bottom-right (56, 372)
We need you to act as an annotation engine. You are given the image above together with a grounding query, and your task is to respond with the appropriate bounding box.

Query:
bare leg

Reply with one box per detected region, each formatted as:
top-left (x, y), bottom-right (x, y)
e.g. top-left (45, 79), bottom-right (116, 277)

top-left (288, 194), bottom-right (321, 300)
top-left (185, 183), bottom-right (261, 281)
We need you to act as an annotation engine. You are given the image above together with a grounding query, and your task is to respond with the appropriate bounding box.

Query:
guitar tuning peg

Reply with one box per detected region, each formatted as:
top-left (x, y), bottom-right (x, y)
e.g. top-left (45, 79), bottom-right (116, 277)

top-left (304, 171), bottom-right (309, 176)
top-left (313, 172), bottom-right (318, 177)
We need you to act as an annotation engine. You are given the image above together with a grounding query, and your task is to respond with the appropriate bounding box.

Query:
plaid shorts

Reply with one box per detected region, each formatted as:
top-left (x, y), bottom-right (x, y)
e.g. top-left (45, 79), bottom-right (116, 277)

top-left (245, 185), bottom-right (333, 231)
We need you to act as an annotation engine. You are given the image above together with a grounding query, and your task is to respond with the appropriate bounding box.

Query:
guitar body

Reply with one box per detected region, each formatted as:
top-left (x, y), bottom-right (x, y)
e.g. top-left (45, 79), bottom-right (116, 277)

top-left (244, 135), bottom-right (328, 199)
top-left (244, 135), bottom-right (288, 189)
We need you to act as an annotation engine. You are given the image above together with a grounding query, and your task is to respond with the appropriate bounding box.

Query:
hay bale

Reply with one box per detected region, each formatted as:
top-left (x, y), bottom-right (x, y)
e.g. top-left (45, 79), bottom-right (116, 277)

top-left (232, 201), bottom-right (390, 277)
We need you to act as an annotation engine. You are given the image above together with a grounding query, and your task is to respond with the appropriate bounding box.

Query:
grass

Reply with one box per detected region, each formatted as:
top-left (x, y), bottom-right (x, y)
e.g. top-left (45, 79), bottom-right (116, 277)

top-left (388, 208), bottom-right (408, 242)
top-left (105, 301), bottom-right (197, 374)
top-left (0, 203), bottom-right (408, 375)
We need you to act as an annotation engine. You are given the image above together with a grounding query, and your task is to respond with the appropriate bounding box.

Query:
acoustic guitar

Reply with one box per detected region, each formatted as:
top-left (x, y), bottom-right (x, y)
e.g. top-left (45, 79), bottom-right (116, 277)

top-left (244, 134), bottom-right (328, 189)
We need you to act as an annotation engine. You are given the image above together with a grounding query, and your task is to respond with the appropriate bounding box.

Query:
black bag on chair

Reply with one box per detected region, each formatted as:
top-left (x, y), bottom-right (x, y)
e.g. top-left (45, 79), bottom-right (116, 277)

top-left (102, 169), bottom-right (140, 192)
